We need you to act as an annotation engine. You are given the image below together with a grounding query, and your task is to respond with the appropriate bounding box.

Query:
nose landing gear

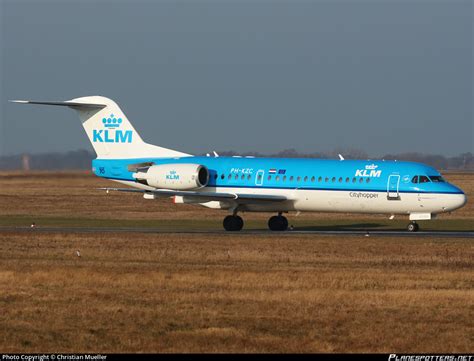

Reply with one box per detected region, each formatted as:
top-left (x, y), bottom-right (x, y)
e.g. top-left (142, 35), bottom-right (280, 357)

top-left (407, 221), bottom-right (419, 232)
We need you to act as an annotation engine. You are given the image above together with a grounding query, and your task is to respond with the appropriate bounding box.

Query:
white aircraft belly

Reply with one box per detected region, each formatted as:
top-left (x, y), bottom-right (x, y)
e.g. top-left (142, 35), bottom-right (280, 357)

top-left (110, 181), bottom-right (452, 216)
top-left (297, 190), bottom-right (455, 214)
top-left (213, 187), bottom-right (449, 215)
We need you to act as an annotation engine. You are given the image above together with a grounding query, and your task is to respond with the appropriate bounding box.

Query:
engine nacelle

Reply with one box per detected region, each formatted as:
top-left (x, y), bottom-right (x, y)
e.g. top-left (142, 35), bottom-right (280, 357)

top-left (133, 163), bottom-right (209, 190)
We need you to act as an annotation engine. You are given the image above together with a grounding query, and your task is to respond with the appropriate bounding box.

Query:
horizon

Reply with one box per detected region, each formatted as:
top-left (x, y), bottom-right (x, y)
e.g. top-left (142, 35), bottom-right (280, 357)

top-left (1, 148), bottom-right (472, 173)
top-left (1, 147), bottom-right (473, 159)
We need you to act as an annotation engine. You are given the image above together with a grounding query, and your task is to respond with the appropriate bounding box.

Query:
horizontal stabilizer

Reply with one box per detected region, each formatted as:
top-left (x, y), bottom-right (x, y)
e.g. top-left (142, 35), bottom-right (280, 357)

top-left (9, 100), bottom-right (106, 109)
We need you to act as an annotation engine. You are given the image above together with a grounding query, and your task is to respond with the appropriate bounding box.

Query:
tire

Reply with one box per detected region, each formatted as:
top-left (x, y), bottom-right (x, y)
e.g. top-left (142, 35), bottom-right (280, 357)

top-left (223, 215), bottom-right (243, 231)
top-left (234, 215), bottom-right (244, 231)
top-left (268, 216), bottom-right (278, 231)
top-left (268, 215), bottom-right (288, 231)
top-left (407, 222), bottom-right (419, 232)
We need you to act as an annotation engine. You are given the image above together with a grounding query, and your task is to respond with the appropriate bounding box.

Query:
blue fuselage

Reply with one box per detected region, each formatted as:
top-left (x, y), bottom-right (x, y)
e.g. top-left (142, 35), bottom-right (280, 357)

top-left (92, 156), bottom-right (464, 196)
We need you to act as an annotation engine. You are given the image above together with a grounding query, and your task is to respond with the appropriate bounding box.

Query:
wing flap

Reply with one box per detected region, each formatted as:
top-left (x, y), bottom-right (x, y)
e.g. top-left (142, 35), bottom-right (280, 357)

top-left (100, 188), bottom-right (288, 203)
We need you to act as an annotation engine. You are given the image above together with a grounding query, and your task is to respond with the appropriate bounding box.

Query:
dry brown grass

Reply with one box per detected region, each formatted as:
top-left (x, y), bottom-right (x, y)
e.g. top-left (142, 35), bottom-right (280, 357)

top-left (0, 171), bottom-right (472, 352)
top-left (0, 231), bottom-right (472, 353)
top-left (0, 170), bottom-right (472, 221)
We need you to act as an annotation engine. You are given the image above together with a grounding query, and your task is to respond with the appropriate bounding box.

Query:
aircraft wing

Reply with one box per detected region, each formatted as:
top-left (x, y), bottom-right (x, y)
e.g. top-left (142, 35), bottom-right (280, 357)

top-left (100, 187), bottom-right (288, 203)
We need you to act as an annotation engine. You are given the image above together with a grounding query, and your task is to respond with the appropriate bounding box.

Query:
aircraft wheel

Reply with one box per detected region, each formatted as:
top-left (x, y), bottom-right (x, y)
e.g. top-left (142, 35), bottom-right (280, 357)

top-left (268, 215), bottom-right (288, 231)
top-left (235, 215), bottom-right (244, 230)
top-left (223, 215), bottom-right (244, 231)
top-left (279, 216), bottom-right (289, 231)
top-left (407, 222), bottom-right (419, 232)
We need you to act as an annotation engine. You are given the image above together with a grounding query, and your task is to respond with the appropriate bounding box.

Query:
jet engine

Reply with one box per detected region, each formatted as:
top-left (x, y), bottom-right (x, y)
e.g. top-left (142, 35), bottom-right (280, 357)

top-left (133, 163), bottom-right (209, 190)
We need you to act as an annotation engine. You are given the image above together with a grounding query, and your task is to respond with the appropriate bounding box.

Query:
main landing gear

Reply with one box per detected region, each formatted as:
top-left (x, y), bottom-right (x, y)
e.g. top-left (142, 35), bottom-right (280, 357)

top-left (268, 213), bottom-right (288, 231)
top-left (223, 215), bottom-right (244, 231)
top-left (407, 221), bottom-right (419, 232)
top-left (222, 213), bottom-right (289, 232)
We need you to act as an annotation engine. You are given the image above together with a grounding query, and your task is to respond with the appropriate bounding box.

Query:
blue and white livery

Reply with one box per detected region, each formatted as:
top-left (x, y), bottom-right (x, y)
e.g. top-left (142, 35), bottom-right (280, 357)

top-left (10, 96), bottom-right (467, 232)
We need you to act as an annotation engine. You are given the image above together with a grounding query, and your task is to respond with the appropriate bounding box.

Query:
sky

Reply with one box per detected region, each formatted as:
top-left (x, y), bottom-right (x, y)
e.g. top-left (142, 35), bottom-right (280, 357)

top-left (1, 0), bottom-right (472, 157)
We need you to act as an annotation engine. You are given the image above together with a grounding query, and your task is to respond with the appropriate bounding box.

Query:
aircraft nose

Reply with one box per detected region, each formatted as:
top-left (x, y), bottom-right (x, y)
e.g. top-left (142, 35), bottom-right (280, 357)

top-left (446, 192), bottom-right (467, 211)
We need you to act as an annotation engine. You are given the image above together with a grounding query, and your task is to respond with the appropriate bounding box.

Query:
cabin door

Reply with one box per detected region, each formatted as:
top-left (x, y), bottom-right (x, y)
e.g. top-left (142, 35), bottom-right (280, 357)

top-left (387, 174), bottom-right (400, 200)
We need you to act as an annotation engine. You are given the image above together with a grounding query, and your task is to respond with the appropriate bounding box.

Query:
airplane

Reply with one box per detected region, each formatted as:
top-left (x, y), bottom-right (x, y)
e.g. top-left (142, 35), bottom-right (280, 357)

top-left (10, 96), bottom-right (467, 232)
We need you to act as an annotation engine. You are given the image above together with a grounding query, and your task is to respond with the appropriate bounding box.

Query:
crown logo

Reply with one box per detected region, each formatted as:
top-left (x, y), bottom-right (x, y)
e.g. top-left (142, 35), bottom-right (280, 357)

top-left (102, 114), bottom-right (123, 128)
top-left (365, 164), bottom-right (378, 170)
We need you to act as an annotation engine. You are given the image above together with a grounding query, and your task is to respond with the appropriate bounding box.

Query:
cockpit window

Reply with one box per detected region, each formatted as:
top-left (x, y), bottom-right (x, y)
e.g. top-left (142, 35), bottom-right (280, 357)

top-left (412, 175), bottom-right (433, 184)
top-left (419, 176), bottom-right (430, 183)
top-left (429, 176), bottom-right (445, 183)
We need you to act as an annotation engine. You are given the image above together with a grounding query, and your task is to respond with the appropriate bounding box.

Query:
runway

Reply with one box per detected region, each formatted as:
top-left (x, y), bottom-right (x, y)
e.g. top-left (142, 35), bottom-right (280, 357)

top-left (1, 226), bottom-right (473, 238)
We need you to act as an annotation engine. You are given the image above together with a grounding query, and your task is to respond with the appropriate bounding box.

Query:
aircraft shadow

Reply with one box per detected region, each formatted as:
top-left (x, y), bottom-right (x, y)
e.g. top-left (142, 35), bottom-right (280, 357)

top-left (291, 223), bottom-right (387, 231)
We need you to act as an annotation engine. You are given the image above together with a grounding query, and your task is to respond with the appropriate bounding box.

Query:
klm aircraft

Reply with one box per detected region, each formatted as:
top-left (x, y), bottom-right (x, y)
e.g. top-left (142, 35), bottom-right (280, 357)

top-left (11, 96), bottom-right (467, 232)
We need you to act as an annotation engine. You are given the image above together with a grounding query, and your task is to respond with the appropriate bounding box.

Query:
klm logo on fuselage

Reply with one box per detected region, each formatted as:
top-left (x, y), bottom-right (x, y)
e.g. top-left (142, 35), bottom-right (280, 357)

top-left (92, 114), bottom-right (133, 143)
top-left (355, 164), bottom-right (382, 178)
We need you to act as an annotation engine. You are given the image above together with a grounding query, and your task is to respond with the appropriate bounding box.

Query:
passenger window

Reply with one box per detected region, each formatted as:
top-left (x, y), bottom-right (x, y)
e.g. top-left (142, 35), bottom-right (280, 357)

top-left (290, 176), bottom-right (294, 181)
top-left (241, 174), bottom-right (245, 180)
top-left (235, 174), bottom-right (239, 180)
top-left (419, 176), bottom-right (430, 183)
top-left (331, 177), bottom-right (336, 182)
top-left (304, 176), bottom-right (308, 182)
top-left (411, 176), bottom-right (418, 184)
top-left (366, 178), bottom-right (370, 183)
top-left (338, 177), bottom-right (342, 183)
top-left (227, 174), bottom-right (232, 180)
top-left (359, 178), bottom-right (364, 183)
top-left (283, 176), bottom-right (287, 182)
top-left (318, 177), bottom-right (322, 182)
top-left (311, 176), bottom-right (315, 182)
top-left (257, 175), bottom-right (262, 181)
top-left (352, 177), bottom-right (357, 183)
top-left (325, 177), bottom-right (329, 182)
top-left (247, 174), bottom-right (251, 180)
top-left (345, 177), bottom-right (350, 183)
top-left (276, 176), bottom-right (280, 181)
top-left (297, 176), bottom-right (301, 182)
top-left (221, 174), bottom-right (224, 180)
top-left (268, 175), bottom-right (272, 181)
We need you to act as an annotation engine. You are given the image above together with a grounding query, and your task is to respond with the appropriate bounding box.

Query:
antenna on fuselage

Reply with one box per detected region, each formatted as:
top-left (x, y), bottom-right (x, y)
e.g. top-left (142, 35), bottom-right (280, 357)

top-left (338, 154), bottom-right (345, 161)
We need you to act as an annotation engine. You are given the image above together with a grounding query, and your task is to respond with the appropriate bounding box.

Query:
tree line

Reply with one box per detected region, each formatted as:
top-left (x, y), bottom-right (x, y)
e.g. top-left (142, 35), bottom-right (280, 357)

top-left (0, 149), bottom-right (472, 171)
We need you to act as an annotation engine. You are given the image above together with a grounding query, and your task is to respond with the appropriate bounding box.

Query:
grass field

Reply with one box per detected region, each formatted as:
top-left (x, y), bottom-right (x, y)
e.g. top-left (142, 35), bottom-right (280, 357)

top-left (0, 171), bottom-right (472, 230)
top-left (0, 171), bottom-right (472, 352)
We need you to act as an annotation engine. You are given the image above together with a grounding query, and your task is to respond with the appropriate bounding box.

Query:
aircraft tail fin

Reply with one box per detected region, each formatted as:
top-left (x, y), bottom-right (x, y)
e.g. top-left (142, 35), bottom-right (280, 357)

top-left (9, 96), bottom-right (190, 159)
